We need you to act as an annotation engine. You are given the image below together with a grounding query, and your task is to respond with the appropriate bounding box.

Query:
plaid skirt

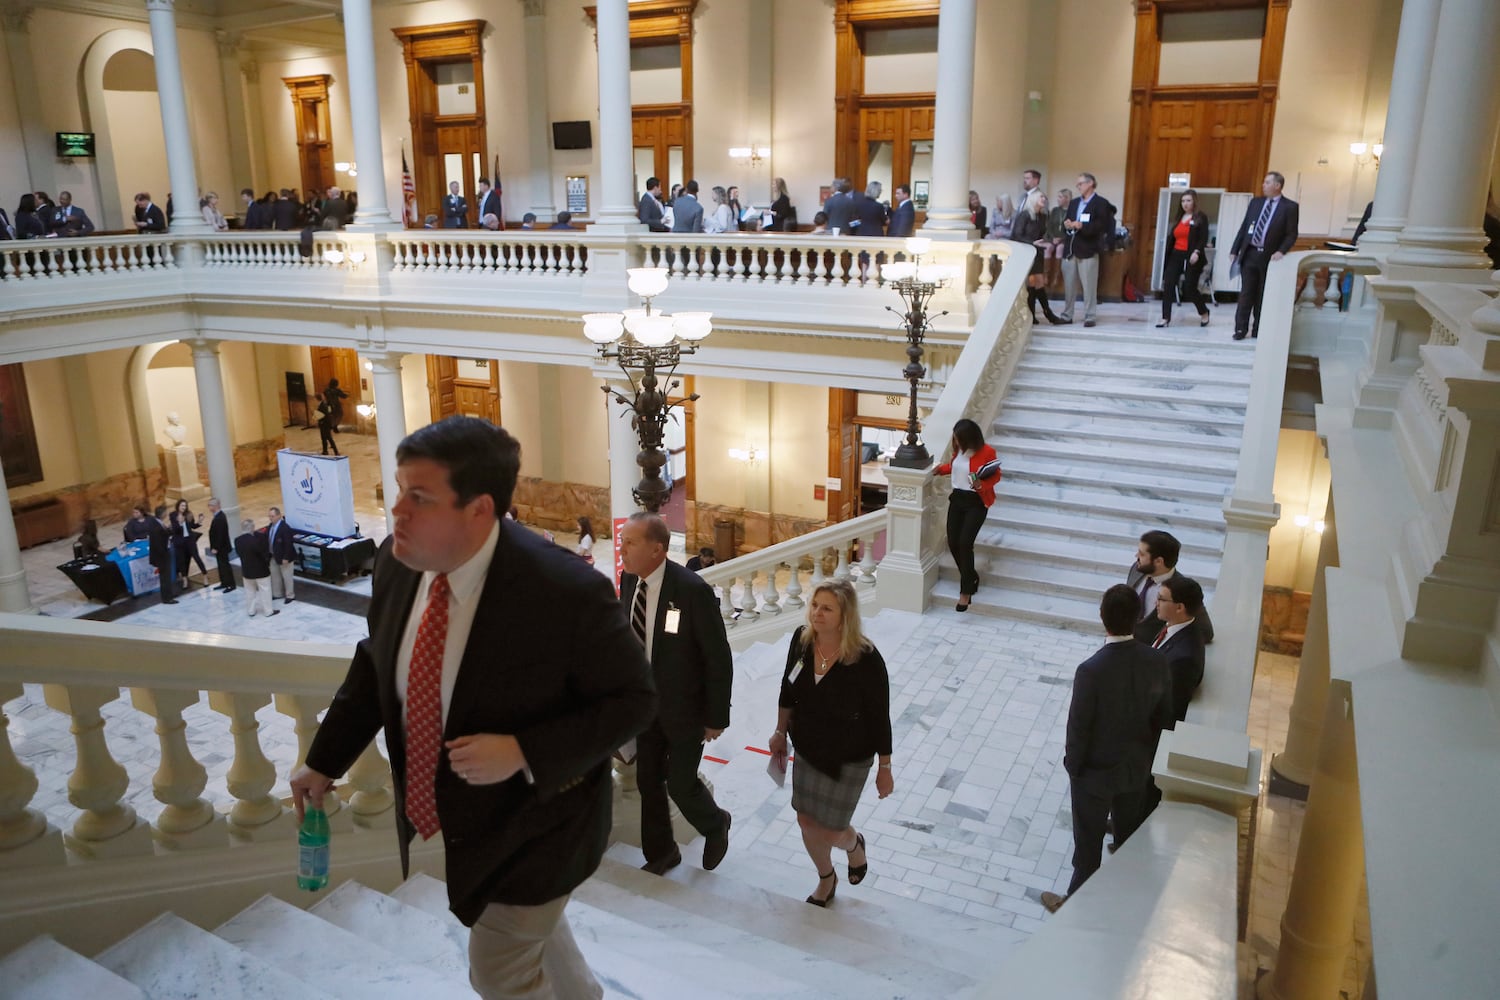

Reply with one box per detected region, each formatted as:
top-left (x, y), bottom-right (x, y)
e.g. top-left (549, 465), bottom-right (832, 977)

top-left (791, 754), bottom-right (873, 830)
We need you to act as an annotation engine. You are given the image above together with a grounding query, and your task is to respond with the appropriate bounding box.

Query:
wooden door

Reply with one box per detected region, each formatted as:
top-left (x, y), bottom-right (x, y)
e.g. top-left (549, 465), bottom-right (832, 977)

top-left (393, 21), bottom-right (489, 229)
top-left (857, 100), bottom-right (934, 216)
top-left (826, 388), bottom-right (859, 523)
top-left (426, 355), bottom-right (457, 423)
top-left (633, 110), bottom-right (690, 186)
top-left (452, 360), bottom-right (500, 423)
top-left (284, 75), bottom-right (335, 199)
top-left (309, 347), bottom-right (361, 428)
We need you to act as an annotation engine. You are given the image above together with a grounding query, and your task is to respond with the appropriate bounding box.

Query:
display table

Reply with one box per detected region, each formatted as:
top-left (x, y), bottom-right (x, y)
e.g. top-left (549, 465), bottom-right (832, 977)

top-left (58, 556), bottom-right (130, 604)
top-left (105, 540), bottom-right (159, 595)
top-left (292, 532), bottom-right (377, 581)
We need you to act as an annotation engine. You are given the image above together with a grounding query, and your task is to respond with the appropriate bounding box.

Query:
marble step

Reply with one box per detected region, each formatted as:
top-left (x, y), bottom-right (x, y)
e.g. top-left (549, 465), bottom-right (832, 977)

top-left (1001, 461), bottom-right (1235, 504)
top-left (964, 530), bottom-right (1222, 588)
top-left (0, 935), bottom-right (147, 1000)
top-left (981, 504), bottom-right (1225, 560)
top-left (96, 912), bottom-right (333, 1000)
top-left (991, 437), bottom-right (1240, 484)
top-left (999, 395), bottom-right (1247, 429)
top-left (931, 576), bottom-right (1101, 632)
top-left (992, 413), bottom-right (1243, 454)
top-left (1008, 372), bottom-right (1251, 409)
top-left (1028, 325), bottom-right (1253, 354)
top-left (589, 849), bottom-right (978, 998)
top-left (937, 556), bottom-right (1216, 607)
top-left (215, 895), bottom-right (474, 1000)
top-left (1016, 357), bottom-right (1254, 389)
top-left (995, 479), bottom-right (1233, 534)
top-left (996, 407), bottom-right (1242, 452)
top-left (1023, 341), bottom-right (1256, 371)
top-left (309, 881), bottom-right (469, 979)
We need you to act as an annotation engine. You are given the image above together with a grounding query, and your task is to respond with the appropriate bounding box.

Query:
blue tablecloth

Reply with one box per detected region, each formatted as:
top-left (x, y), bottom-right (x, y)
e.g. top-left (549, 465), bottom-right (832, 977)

top-left (106, 540), bottom-right (159, 595)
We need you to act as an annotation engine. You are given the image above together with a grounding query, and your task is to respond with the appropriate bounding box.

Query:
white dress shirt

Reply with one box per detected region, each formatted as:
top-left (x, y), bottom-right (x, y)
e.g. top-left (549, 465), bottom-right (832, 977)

top-left (950, 452), bottom-right (974, 493)
top-left (634, 557), bottom-right (669, 661)
top-left (1136, 567), bottom-right (1175, 620)
top-left (395, 520), bottom-right (500, 729)
top-left (1154, 618), bottom-right (1195, 647)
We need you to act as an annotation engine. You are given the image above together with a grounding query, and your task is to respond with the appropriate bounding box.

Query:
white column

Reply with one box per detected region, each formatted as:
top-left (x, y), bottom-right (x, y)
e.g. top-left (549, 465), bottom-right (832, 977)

top-left (341, 0), bottom-right (396, 228)
top-left (1357, 0), bottom-right (1441, 249)
top-left (191, 340), bottom-right (240, 527)
top-left (0, 449), bottom-right (37, 615)
top-left (1386, 0), bottom-right (1500, 276)
top-left (606, 378), bottom-right (640, 516)
top-left (591, 0), bottom-right (641, 229)
top-left (369, 354), bottom-right (408, 536)
top-left (2, 8), bottom-right (55, 197)
top-left (921, 0), bottom-right (978, 237)
top-left (145, 0), bottom-right (209, 233)
top-left (521, 0), bottom-right (557, 221)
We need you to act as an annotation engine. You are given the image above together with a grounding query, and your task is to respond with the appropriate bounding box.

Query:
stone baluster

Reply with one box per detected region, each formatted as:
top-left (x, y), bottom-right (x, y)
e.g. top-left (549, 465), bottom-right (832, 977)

top-left (761, 563), bottom-right (782, 614)
top-left (778, 248), bottom-right (794, 283)
top-left (834, 543), bottom-right (852, 581)
top-left (739, 572), bottom-right (760, 620)
top-left (0, 683), bottom-right (64, 870)
top-left (130, 687), bottom-right (225, 849)
top-left (810, 548), bottom-right (827, 589)
top-left (42, 684), bottom-right (152, 858)
top-left (858, 536), bottom-right (879, 586)
top-left (783, 559), bottom-right (804, 609)
top-left (719, 578), bottom-right (736, 625)
top-left (347, 740), bottom-right (395, 828)
top-left (273, 693), bottom-right (347, 827)
top-left (207, 691), bottom-right (291, 841)
top-left (1324, 269), bottom-right (1342, 310)
top-left (796, 248), bottom-right (814, 285)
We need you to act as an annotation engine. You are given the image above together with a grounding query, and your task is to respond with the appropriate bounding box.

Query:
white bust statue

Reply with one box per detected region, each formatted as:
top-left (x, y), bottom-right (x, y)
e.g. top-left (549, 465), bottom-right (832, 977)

top-left (163, 411), bottom-right (188, 447)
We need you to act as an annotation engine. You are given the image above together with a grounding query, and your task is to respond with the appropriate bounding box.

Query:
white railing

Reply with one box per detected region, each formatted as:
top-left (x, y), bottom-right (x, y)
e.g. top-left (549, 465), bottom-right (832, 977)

top-left (700, 511), bottom-right (885, 635)
top-left (0, 235), bottom-right (178, 280)
top-left (200, 232), bottom-right (349, 270)
top-left (638, 233), bottom-right (908, 289)
top-left (388, 230), bottom-right (590, 277)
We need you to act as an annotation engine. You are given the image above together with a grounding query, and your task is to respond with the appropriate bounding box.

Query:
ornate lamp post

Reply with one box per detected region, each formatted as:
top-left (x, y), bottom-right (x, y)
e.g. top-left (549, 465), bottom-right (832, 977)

top-left (583, 267), bottom-right (712, 511)
top-left (882, 237), bottom-right (956, 469)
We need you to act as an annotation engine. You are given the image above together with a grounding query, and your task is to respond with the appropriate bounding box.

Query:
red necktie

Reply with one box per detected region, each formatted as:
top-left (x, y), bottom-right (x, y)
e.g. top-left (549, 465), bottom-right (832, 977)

top-left (1153, 627), bottom-right (1168, 648)
top-left (404, 574), bottom-right (450, 840)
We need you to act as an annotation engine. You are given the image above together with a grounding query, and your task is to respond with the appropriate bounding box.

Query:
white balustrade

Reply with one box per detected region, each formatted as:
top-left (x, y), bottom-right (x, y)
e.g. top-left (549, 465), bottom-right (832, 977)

top-left (387, 232), bottom-right (589, 276)
top-left (130, 687), bottom-right (223, 847)
top-left (639, 234), bottom-right (906, 290)
top-left (208, 690), bottom-right (291, 841)
top-left (0, 236), bottom-right (178, 281)
top-left (0, 682), bottom-right (57, 868)
top-left (346, 741), bottom-right (396, 828)
top-left (42, 683), bottom-right (152, 858)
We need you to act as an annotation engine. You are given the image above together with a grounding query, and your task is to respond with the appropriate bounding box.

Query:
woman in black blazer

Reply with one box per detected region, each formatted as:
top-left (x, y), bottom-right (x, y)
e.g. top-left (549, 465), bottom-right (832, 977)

top-left (1159, 189), bottom-right (1211, 327)
top-left (769, 177), bottom-right (793, 232)
top-left (170, 499), bottom-right (208, 587)
top-left (769, 579), bottom-right (894, 907)
top-left (13, 194), bottom-right (45, 239)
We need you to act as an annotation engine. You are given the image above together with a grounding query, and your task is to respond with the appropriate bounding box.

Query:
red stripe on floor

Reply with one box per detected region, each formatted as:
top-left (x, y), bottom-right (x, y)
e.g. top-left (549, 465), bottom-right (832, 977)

top-left (703, 755), bottom-right (729, 764)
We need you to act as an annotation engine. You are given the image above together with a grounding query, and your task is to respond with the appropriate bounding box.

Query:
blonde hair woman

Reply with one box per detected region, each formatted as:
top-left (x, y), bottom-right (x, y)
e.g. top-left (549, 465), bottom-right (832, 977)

top-left (989, 193), bottom-right (1016, 240)
top-left (1012, 189), bottom-right (1060, 324)
top-left (769, 579), bottom-right (894, 906)
top-left (770, 176), bottom-right (793, 232)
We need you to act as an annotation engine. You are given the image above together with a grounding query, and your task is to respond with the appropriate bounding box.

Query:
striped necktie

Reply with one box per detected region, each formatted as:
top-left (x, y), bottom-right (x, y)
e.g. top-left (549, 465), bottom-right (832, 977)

top-left (631, 580), bottom-right (649, 648)
top-left (1252, 198), bottom-right (1275, 248)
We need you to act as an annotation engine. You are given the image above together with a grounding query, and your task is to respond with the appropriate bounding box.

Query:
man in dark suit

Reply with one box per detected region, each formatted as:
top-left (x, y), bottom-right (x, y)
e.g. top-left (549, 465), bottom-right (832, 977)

top-left (319, 187), bottom-right (350, 230)
top-left (1060, 172), bottom-right (1113, 327)
top-left (206, 498), bottom-right (235, 593)
top-left (266, 506), bottom-right (296, 603)
top-left (233, 518), bottom-right (275, 617)
top-left (638, 176), bottom-right (669, 232)
top-left (133, 192), bottom-right (166, 234)
top-left (854, 181), bottom-right (888, 238)
top-left (292, 417), bottom-right (654, 998)
top-left (887, 184), bottom-right (916, 238)
top-left (1229, 171), bottom-right (1300, 340)
top-left (147, 505), bottom-right (178, 605)
top-left (1127, 530), bottom-right (1215, 644)
top-left (49, 191), bottom-right (95, 236)
top-left (823, 178), bottom-right (856, 236)
top-left (443, 182), bottom-right (469, 229)
top-left (1148, 576), bottom-right (1206, 724)
top-left (549, 211), bottom-right (575, 230)
top-left (671, 180), bottom-right (705, 233)
top-left (273, 189), bottom-right (301, 231)
top-left (1041, 585), bottom-right (1172, 913)
top-left (619, 511), bottom-right (734, 876)
top-left (476, 178), bottom-right (502, 229)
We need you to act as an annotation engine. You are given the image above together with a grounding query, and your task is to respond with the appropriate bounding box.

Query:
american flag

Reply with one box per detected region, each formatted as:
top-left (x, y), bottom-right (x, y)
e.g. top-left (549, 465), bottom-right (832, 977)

top-left (401, 148), bottom-right (417, 228)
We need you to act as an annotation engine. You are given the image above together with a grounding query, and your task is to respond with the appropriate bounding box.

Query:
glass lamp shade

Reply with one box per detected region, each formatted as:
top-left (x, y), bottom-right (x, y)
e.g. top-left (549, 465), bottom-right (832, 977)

top-left (621, 308), bottom-right (649, 335)
top-left (629, 315), bottom-right (677, 347)
top-left (322, 249), bottom-right (345, 265)
top-left (915, 263), bottom-right (961, 285)
top-left (904, 236), bottom-right (933, 257)
top-left (672, 311), bottom-right (713, 341)
top-left (582, 312), bottom-right (625, 344)
top-left (1349, 142), bottom-right (1367, 156)
top-left (883, 261), bottom-right (916, 281)
top-left (626, 267), bottom-right (671, 299)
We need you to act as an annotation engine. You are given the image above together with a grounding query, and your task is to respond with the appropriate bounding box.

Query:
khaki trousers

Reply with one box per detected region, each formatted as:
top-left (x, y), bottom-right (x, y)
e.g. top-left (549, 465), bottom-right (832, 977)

top-left (468, 894), bottom-right (602, 1000)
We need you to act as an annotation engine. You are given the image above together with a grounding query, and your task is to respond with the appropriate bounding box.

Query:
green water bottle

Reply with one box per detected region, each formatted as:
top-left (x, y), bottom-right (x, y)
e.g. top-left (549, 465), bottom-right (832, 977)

top-left (297, 806), bottom-right (330, 891)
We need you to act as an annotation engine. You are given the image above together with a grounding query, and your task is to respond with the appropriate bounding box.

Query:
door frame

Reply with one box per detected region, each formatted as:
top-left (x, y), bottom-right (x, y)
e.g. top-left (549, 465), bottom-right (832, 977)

top-left (392, 20), bottom-right (490, 229)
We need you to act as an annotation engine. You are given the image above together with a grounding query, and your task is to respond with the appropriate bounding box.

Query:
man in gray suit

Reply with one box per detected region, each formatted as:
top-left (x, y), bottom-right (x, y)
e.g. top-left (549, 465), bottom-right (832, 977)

top-left (671, 180), bottom-right (705, 233)
top-left (49, 191), bottom-right (95, 237)
top-left (638, 177), bottom-right (669, 232)
top-left (824, 178), bottom-right (856, 235)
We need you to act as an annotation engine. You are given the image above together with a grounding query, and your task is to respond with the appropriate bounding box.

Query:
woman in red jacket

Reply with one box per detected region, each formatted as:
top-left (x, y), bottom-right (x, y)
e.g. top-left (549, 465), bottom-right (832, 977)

top-left (934, 418), bottom-right (1001, 611)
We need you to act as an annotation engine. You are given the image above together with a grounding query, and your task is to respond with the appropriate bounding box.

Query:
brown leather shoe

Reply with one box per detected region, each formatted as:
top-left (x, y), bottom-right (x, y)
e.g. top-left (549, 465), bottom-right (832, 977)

top-left (640, 850), bottom-right (682, 876)
top-left (1040, 891), bottom-right (1068, 914)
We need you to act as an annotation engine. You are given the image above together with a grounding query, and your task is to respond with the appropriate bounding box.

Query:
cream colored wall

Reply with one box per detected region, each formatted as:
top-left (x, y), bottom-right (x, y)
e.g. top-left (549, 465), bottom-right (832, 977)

top-left (102, 88), bottom-right (169, 218)
top-left (87, 348), bottom-right (144, 477)
top-left (692, 375), bottom-right (747, 508)
top-left (692, 0), bottom-right (755, 201)
top-left (219, 342), bottom-right (265, 444)
top-left (1266, 428), bottom-right (1331, 591)
top-left (0, 24), bottom-right (34, 191)
top-left (691, 376), bottom-right (824, 519)
top-left (970, 0), bottom-right (1031, 206)
top-left (1156, 39), bottom-right (1261, 87)
top-left (769, 383), bottom-right (827, 521)
top-left (769, 0), bottom-right (835, 216)
top-left (541, 3), bottom-right (601, 215)
top-left (498, 359), bottom-right (542, 474)
top-left (1044, 0), bottom-right (1133, 203)
top-left (9, 359), bottom-right (85, 502)
top-left (555, 367), bottom-right (609, 487)
top-left (253, 54), bottom-right (354, 198)
top-left (399, 352), bottom-right (431, 435)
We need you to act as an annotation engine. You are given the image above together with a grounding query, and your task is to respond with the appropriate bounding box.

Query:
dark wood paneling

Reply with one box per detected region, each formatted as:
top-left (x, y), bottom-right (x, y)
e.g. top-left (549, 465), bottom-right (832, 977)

top-left (0, 363), bottom-right (42, 489)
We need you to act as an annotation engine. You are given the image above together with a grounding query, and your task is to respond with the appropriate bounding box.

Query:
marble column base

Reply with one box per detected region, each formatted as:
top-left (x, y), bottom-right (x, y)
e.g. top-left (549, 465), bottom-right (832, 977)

top-left (165, 484), bottom-right (211, 504)
top-left (1267, 757), bottom-right (1312, 802)
top-left (63, 817), bottom-right (154, 859)
top-left (152, 813), bottom-right (228, 851)
top-left (0, 820), bottom-right (65, 870)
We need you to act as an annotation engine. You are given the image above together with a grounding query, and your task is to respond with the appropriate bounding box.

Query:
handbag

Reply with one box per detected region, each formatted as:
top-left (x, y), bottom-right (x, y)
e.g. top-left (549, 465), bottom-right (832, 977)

top-left (316, 399), bottom-right (331, 416)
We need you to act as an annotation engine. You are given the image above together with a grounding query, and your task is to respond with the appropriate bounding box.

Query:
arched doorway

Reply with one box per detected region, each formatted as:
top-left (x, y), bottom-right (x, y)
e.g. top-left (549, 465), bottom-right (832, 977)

top-left (81, 29), bottom-right (159, 231)
top-left (101, 50), bottom-right (169, 225)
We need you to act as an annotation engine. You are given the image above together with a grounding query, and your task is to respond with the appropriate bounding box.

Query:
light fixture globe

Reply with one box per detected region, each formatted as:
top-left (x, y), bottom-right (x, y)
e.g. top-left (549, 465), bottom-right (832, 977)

top-left (626, 267), bottom-right (671, 299)
top-left (322, 249), bottom-right (345, 265)
top-left (630, 315), bottom-right (677, 347)
top-left (904, 236), bottom-right (933, 257)
top-left (915, 263), bottom-right (960, 285)
top-left (582, 312), bottom-right (625, 344)
top-left (883, 261), bottom-right (916, 282)
top-left (672, 311), bottom-right (713, 341)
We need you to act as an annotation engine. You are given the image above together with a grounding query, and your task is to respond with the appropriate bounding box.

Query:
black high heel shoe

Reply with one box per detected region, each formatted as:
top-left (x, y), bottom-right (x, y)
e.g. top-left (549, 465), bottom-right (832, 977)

top-left (847, 832), bottom-right (869, 885)
top-left (806, 870), bottom-right (838, 907)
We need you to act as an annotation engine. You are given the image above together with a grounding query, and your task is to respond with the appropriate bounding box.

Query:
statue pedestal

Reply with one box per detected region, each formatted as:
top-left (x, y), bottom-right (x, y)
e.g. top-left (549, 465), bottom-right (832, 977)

top-left (163, 445), bottom-right (209, 503)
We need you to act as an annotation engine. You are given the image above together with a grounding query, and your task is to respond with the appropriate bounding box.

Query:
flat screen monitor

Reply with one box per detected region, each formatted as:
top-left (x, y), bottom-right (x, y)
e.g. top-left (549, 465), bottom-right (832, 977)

top-left (56, 132), bottom-right (96, 157)
top-left (552, 121), bottom-right (592, 150)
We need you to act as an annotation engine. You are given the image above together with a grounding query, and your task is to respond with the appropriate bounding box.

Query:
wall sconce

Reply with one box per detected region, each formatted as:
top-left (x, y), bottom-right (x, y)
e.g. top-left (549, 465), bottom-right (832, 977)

top-left (728, 447), bottom-right (764, 465)
top-left (322, 249), bottom-right (366, 268)
top-left (1349, 141), bottom-right (1383, 169)
top-left (1293, 513), bottom-right (1326, 534)
top-left (334, 161), bottom-right (358, 178)
top-left (728, 144), bottom-right (770, 166)
top-left (356, 402), bottom-right (376, 419)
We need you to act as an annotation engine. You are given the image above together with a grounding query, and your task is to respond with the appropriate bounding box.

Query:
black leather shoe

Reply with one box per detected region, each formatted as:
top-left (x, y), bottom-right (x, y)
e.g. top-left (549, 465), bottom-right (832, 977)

top-left (162, 599), bottom-right (179, 605)
top-left (641, 851), bottom-right (682, 876)
top-left (703, 810), bottom-right (731, 871)
top-left (1233, 331), bottom-right (1248, 340)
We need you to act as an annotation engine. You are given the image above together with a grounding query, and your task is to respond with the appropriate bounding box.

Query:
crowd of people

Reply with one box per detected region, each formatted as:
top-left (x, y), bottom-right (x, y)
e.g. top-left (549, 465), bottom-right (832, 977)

top-left (239, 186), bottom-right (357, 231)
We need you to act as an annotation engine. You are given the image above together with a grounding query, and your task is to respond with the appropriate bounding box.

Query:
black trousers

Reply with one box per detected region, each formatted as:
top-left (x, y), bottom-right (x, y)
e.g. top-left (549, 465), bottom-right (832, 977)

top-left (318, 416), bottom-right (339, 455)
top-left (213, 547), bottom-right (236, 589)
top-left (175, 537), bottom-right (207, 578)
top-left (1161, 248), bottom-right (1209, 320)
top-left (1234, 248), bottom-right (1272, 336)
top-left (1067, 776), bottom-right (1150, 895)
top-left (636, 719), bottom-right (725, 863)
top-left (946, 489), bottom-right (987, 596)
top-left (155, 551), bottom-right (177, 604)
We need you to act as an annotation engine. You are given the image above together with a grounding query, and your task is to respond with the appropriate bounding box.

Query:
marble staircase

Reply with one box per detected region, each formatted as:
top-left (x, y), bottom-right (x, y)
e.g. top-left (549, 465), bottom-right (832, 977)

top-left (935, 316), bottom-right (1254, 628)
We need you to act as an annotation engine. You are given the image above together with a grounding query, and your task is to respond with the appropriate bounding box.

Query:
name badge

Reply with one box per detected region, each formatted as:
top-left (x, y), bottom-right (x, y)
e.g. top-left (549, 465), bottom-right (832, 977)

top-left (664, 607), bottom-right (681, 634)
top-left (788, 662), bottom-right (804, 684)
top-left (1079, 212), bottom-right (1091, 223)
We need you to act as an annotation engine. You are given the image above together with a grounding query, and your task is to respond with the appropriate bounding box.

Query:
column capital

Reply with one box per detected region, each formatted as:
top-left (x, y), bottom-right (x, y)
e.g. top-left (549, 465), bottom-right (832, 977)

top-left (518, 0), bottom-right (545, 16)
top-left (187, 337), bottom-right (221, 357)
top-left (1, 7), bottom-right (34, 33)
top-left (367, 351), bottom-right (406, 375)
top-left (145, 0), bottom-right (176, 12)
top-left (215, 29), bottom-right (243, 60)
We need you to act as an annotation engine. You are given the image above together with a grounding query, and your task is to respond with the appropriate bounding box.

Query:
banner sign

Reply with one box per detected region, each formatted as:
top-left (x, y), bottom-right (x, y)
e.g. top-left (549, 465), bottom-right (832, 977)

top-left (107, 540), bottom-right (157, 595)
top-left (277, 450), bottom-right (357, 538)
top-left (613, 516), bottom-right (628, 593)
